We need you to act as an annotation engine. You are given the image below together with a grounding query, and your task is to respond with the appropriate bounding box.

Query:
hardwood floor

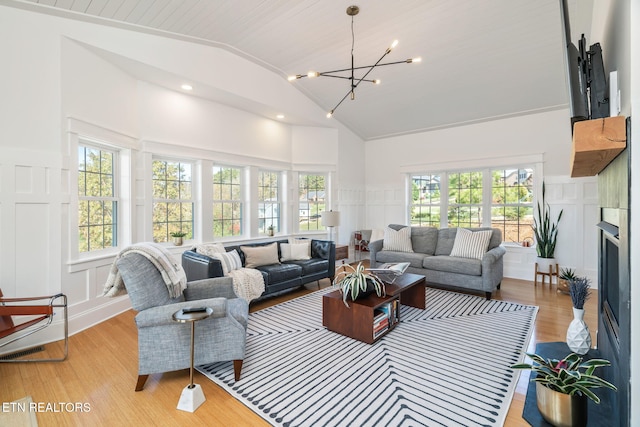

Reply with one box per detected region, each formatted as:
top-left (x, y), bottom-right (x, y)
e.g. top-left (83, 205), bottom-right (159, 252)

top-left (0, 275), bottom-right (597, 426)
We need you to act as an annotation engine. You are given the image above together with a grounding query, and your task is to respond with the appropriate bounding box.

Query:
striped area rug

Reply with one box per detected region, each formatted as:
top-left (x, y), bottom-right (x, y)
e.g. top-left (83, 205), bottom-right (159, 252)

top-left (198, 287), bottom-right (537, 427)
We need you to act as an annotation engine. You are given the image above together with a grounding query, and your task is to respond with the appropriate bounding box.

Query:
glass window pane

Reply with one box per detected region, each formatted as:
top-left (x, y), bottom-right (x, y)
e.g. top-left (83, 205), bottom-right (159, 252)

top-left (152, 159), bottom-right (193, 242)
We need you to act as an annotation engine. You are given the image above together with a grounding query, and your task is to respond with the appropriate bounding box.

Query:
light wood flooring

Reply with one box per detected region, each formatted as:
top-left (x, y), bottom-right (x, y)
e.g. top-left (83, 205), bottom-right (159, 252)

top-left (0, 274), bottom-right (597, 426)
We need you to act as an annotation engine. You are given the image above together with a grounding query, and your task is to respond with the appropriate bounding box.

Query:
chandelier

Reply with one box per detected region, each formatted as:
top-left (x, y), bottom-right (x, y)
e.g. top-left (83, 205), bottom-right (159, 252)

top-left (288, 5), bottom-right (421, 118)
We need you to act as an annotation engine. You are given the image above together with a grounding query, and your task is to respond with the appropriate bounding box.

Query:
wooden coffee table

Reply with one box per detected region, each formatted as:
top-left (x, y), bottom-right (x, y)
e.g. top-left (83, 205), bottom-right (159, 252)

top-left (322, 273), bottom-right (426, 344)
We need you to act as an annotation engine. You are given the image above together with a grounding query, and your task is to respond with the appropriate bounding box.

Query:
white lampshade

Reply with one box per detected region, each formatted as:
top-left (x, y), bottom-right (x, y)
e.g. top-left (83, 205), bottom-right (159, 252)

top-left (321, 211), bottom-right (340, 227)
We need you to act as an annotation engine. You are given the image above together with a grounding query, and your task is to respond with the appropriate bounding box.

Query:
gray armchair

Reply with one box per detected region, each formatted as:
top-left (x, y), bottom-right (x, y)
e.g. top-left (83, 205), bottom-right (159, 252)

top-left (116, 253), bottom-right (249, 391)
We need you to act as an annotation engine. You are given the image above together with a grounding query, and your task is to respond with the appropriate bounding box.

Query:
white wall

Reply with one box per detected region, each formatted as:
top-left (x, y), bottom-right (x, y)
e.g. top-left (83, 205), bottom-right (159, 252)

top-left (363, 109), bottom-right (599, 281)
top-left (0, 5), bottom-right (366, 353)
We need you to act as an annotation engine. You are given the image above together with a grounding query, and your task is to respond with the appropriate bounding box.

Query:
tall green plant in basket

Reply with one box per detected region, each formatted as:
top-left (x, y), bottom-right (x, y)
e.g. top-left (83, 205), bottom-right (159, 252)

top-left (533, 182), bottom-right (563, 258)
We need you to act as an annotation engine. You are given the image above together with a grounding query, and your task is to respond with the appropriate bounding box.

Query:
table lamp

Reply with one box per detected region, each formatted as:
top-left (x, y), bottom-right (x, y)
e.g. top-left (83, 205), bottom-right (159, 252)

top-left (321, 210), bottom-right (340, 242)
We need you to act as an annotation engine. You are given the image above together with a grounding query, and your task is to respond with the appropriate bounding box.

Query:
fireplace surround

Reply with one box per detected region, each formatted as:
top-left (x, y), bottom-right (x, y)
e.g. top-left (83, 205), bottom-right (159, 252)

top-left (596, 132), bottom-right (631, 426)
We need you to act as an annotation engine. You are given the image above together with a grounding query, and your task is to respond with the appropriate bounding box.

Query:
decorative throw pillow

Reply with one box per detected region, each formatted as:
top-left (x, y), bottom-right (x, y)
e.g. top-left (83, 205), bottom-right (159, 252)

top-left (241, 242), bottom-right (280, 268)
top-left (280, 243), bottom-right (311, 262)
top-left (194, 243), bottom-right (226, 258)
top-left (211, 250), bottom-right (243, 276)
top-left (369, 228), bottom-right (385, 244)
top-left (449, 228), bottom-right (493, 260)
top-left (289, 237), bottom-right (312, 258)
top-left (382, 226), bottom-right (413, 252)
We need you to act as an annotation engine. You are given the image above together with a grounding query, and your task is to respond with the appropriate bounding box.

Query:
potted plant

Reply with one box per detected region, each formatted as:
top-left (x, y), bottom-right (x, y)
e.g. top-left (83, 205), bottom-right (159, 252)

top-left (332, 263), bottom-right (385, 307)
top-left (512, 352), bottom-right (616, 427)
top-left (170, 231), bottom-right (187, 246)
top-left (558, 267), bottom-right (577, 294)
top-left (533, 182), bottom-right (563, 272)
top-left (566, 277), bottom-right (592, 355)
top-left (267, 225), bottom-right (275, 236)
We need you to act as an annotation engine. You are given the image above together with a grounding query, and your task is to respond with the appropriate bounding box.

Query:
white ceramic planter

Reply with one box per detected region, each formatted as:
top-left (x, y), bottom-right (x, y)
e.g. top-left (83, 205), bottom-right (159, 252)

top-left (566, 307), bottom-right (592, 355)
top-left (536, 256), bottom-right (556, 272)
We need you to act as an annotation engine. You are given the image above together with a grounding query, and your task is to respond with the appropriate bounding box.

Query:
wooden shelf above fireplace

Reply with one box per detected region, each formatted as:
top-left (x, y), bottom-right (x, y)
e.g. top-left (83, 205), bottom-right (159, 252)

top-left (570, 116), bottom-right (627, 177)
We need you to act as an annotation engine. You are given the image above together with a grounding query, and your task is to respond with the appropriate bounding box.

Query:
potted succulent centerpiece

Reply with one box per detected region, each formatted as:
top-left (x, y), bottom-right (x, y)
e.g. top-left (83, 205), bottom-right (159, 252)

top-left (558, 267), bottom-right (578, 294)
top-left (170, 231), bottom-right (187, 246)
top-left (533, 182), bottom-right (563, 272)
top-left (332, 263), bottom-right (385, 307)
top-left (512, 352), bottom-right (616, 427)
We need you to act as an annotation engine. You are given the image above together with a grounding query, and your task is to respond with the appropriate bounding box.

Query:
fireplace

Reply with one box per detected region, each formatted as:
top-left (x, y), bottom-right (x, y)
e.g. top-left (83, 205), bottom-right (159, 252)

top-left (596, 147), bottom-right (631, 426)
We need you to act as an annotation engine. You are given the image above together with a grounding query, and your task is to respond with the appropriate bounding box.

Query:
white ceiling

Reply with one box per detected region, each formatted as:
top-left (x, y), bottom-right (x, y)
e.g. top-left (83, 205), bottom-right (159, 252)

top-left (7, 0), bottom-right (590, 140)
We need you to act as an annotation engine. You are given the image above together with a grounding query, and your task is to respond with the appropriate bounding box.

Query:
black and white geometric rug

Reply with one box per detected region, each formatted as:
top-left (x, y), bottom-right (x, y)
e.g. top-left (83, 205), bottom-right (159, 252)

top-left (198, 287), bottom-right (538, 427)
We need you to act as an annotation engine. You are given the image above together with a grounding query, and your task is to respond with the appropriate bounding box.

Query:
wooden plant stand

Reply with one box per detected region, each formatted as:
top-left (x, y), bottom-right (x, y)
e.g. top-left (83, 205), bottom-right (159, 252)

top-left (534, 262), bottom-right (559, 286)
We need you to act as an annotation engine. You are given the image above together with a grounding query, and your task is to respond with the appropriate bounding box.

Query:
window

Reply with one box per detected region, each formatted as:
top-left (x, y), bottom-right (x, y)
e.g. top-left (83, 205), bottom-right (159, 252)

top-left (212, 166), bottom-right (242, 237)
top-left (491, 168), bottom-right (534, 243)
top-left (448, 171), bottom-right (483, 228)
top-left (152, 160), bottom-right (193, 242)
top-left (298, 173), bottom-right (326, 231)
top-left (409, 166), bottom-right (535, 242)
top-left (258, 171), bottom-right (280, 234)
top-left (410, 174), bottom-right (441, 227)
top-left (78, 144), bottom-right (118, 252)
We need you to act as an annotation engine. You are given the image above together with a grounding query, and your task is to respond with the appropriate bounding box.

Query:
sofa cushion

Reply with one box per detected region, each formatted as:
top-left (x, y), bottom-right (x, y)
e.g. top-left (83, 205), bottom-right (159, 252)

top-left (280, 243), bottom-right (311, 261)
top-left (375, 250), bottom-right (427, 269)
top-left (382, 226), bottom-right (413, 252)
top-left (285, 258), bottom-right (329, 276)
top-left (423, 255), bottom-right (482, 276)
top-left (409, 226), bottom-right (439, 255)
top-left (210, 249), bottom-right (243, 276)
top-left (434, 228), bottom-right (458, 255)
top-left (194, 243), bottom-right (226, 257)
top-left (289, 238), bottom-right (312, 258)
top-left (449, 228), bottom-right (493, 260)
top-left (257, 262), bottom-right (302, 284)
top-left (241, 242), bottom-right (280, 268)
top-left (487, 228), bottom-right (502, 250)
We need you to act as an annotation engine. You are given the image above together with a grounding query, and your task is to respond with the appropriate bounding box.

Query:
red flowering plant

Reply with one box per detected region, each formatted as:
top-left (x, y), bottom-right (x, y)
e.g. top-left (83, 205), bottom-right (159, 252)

top-left (511, 352), bottom-right (616, 403)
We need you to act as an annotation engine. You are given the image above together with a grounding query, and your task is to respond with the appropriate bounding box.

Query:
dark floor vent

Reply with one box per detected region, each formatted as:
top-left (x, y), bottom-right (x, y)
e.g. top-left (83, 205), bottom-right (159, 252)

top-left (0, 345), bottom-right (45, 361)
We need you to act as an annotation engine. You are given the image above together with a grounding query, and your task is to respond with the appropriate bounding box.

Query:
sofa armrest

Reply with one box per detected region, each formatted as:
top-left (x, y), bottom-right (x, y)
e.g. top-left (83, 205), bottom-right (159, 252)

top-left (311, 239), bottom-right (336, 275)
top-left (135, 298), bottom-right (228, 328)
top-left (482, 245), bottom-right (506, 266)
top-left (185, 277), bottom-right (236, 300)
top-left (182, 249), bottom-right (224, 282)
top-left (481, 245), bottom-right (506, 291)
top-left (368, 239), bottom-right (384, 267)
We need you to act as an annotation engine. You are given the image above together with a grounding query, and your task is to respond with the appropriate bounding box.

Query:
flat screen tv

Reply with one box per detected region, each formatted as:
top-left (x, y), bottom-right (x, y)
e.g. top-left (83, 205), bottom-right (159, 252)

top-left (559, 0), bottom-right (609, 128)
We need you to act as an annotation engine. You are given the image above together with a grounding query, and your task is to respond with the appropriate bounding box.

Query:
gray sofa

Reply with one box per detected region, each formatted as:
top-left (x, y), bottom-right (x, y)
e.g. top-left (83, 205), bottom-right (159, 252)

top-left (369, 224), bottom-right (506, 299)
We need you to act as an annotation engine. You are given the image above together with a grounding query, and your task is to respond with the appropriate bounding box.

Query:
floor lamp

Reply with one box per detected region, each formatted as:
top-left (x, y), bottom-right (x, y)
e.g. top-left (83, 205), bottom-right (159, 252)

top-left (321, 210), bottom-right (340, 242)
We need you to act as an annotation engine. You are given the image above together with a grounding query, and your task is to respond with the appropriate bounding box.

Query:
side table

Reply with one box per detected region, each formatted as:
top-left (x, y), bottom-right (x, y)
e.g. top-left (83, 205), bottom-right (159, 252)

top-left (335, 244), bottom-right (349, 262)
top-left (173, 307), bottom-right (213, 412)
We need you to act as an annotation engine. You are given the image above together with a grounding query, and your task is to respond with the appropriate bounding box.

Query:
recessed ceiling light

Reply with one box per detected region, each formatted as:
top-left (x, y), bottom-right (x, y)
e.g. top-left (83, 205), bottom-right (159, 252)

top-left (181, 84), bottom-right (193, 91)
top-left (276, 114), bottom-right (285, 119)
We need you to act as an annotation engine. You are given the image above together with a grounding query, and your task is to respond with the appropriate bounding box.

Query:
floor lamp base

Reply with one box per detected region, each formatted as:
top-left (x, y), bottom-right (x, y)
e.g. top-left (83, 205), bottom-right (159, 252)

top-left (177, 384), bottom-right (206, 412)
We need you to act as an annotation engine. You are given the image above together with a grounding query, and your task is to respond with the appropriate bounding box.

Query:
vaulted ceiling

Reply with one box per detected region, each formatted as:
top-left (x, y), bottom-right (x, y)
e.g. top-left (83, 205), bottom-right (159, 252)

top-left (7, 0), bottom-right (592, 140)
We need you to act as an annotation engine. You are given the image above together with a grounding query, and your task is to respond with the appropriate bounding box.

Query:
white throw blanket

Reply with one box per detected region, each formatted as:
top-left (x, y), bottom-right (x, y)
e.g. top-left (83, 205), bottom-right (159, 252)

top-left (102, 242), bottom-right (187, 298)
top-left (228, 268), bottom-right (265, 302)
